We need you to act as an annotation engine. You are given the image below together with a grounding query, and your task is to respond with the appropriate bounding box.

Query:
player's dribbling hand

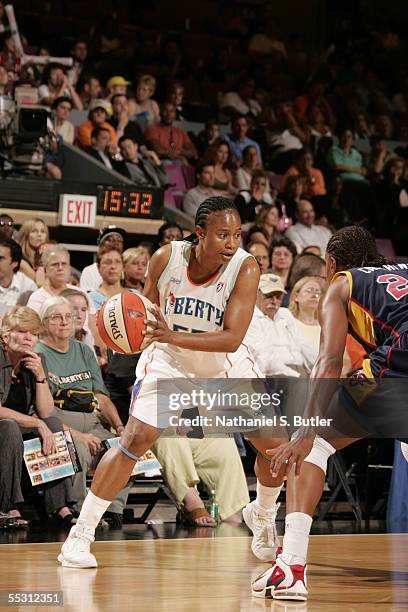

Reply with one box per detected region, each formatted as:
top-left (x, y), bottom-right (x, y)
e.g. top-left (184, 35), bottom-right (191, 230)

top-left (143, 306), bottom-right (174, 344)
top-left (267, 435), bottom-right (315, 477)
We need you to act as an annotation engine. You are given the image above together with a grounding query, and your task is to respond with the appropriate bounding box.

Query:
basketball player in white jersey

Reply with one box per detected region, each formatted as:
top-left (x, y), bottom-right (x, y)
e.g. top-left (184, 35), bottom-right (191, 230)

top-left (59, 197), bottom-right (288, 568)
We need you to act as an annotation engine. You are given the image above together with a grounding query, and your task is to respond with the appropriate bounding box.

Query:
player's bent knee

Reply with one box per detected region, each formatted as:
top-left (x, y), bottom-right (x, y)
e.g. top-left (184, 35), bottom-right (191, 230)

top-left (303, 436), bottom-right (336, 475)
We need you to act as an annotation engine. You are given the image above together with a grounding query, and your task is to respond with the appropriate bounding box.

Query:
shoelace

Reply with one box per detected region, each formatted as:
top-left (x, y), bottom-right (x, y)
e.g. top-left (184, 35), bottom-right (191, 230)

top-left (73, 527), bottom-right (95, 548)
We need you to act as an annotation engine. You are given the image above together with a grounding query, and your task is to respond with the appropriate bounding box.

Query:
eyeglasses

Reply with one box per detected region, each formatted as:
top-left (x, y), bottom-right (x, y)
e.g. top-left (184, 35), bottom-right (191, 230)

top-left (46, 313), bottom-right (75, 323)
top-left (0, 220), bottom-right (13, 227)
top-left (300, 288), bottom-right (322, 296)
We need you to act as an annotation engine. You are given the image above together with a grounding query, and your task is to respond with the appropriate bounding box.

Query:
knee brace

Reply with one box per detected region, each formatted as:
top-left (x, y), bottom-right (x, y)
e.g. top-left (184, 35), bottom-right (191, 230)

top-left (303, 436), bottom-right (336, 475)
top-left (401, 442), bottom-right (408, 463)
top-left (118, 441), bottom-right (139, 462)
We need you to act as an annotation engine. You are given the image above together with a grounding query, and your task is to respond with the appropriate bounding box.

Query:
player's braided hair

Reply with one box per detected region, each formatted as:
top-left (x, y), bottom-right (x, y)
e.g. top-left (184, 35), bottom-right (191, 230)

top-left (184, 196), bottom-right (239, 244)
top-left (326, 226), bottom-right (391, 269)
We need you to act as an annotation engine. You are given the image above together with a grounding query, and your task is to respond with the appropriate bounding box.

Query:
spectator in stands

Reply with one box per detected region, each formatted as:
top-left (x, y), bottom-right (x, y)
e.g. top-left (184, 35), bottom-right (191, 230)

top-left (60, 288), bottom-right (95, 352)
top-left (247, 241), bottom-right (270, 273)
top-left (254, 204), bottom-right (280, 242)
top-left (0, 214), bottom-right (15, 240)
top-left (80, 226), bottom-right (126, 291)
top-left (248, 18), bottom-right (287, 61)
top-left (233, 145), bottom-right (262, 192)
top-left (392, 76), bottom-right (408, 115)
top-left (118, 136), bottom-right (167, 187)
top-left (224, 115), bottom-right (262, 164)
top-left (0, 306), bottom-right (77, 526)
top-left (157, 222), bottom-right (183, 248)
top-left (270, 236), bottom-right (297, 289)
top-left (327, 127), bottom-right (367, 182)
top-left (67, 40), bottom-right (89, 87)
top-left (289, 276), bottom-right (324, 351)
top-left (208, 46), bottom-right (235, 90)
top-left (144, 103), bottom-right (197, 164)
top-left (293, 78), bottom-right (335, 126)
top-left (0, 239), bottom-right (37, 317)
top-left (244, 273), bottom-right (316, 377)
top-left (133, 75), bottom-right (160, 126)
top-left (152, 436), bottom-right (249, 526)
top-left (278, 174), bottom-right (305, 220)
top-left (17, 219), bottom-right (49, 285)
top-left (244, 225), bottom-right (270, 248)
top-left (282, 148), bottom-right (326, 198)
top-left (374, 114), bottom-right (394, 140)
top-left (287, 252), bottom-right (327, 292)
top-left (195, 120), bottom-right (220, 158)
top-left (76, 100), bottom-right (116, 149)
top-left (0, 65), bottom-right (10, 95)
top-left (306, 103), bottom-right (333, 139)
top-left (166, 81), bottom-right (186, 120)
top-left (27, 245), bottom-right (93, 317)
top-left (106, 75), bottom-right (131, 100)
top-left (208, 140), bottom-right (236, 195)
top-left (51, 96), bottom-right (74, 145)
top-left (374, 157), bottom-right (408, 253)
top-left (108, 94), bottom-right (145, 147)
top-left (37, 297), bottom-right (130, 527)
top-left (38, 63), bottom-right (83, 110)
top-left (85, 127), bottom-right (126, 172)
top-left (367, 135), bottom-right (395, 178)
top-left (220, 78), bottom-right (262, 118)
top-left (183, 161), bottom-right (215, 218)
top-left (88, 247), bottom-right (124, 311)
top-left (77, 75), bottom-right (102, 110)
top-left (269, 99), bottom-right (308, 173)
top-left (234, 170), bottom-right (272, 223)
top-left (285, 199), bottom-right (332, 254)
top-left (122, 247), bottom-right (150, 293)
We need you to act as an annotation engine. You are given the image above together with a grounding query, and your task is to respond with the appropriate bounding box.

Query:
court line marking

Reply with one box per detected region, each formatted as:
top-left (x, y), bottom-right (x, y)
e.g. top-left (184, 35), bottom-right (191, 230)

top-left (0, 533), bottom-right (406, 546)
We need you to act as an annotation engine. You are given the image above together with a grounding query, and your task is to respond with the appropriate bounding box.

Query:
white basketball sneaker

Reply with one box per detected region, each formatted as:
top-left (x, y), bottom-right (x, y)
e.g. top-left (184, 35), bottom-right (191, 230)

top-left (58, 523), bottom-right (98, 568)
top-left (252, 555), bottom-right (308, 601)
top-left (401, 442), bottom-right (408, 462)
top-left (242, 500), bottom-right (280, 562)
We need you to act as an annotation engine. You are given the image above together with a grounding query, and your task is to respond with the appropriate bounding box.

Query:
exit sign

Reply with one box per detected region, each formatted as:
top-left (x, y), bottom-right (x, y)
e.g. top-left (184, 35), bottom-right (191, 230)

top-left (59, 194), bottom-right (97, 228)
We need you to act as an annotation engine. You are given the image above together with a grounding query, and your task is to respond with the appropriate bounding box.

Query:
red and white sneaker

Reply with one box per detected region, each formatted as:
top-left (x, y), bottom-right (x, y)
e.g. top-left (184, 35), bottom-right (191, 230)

top-left (252, 555), bottom-right (308, 601)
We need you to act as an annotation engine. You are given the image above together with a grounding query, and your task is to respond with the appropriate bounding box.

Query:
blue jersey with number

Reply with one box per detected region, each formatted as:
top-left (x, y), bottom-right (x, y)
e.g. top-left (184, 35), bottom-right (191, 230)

top-left (335, 264), bottom-right (408, 377)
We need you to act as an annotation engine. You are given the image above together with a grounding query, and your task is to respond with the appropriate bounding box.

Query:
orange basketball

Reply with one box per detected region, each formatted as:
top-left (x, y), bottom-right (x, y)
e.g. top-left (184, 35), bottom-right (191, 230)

top-left (97, 292), bottom-right (155, 354)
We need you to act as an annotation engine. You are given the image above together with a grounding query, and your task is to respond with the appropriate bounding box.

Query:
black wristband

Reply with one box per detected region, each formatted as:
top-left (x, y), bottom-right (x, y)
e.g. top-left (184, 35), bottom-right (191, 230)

top-left (36, 378), bottom-right (47, 384)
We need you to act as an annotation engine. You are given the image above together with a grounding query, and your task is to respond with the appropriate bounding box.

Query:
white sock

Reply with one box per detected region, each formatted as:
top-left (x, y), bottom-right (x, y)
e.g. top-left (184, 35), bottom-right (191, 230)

top-left (256, 481), bottom-right (282, 510)
top-left (281, 512), bottom-right (313, 565)
top-left (77, 490), bottom-right (111, 531)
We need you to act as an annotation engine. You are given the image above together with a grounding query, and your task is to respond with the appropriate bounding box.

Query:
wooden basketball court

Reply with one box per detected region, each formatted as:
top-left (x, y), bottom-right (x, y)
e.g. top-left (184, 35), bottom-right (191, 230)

top-left (1, 533), bottom-right (407, 611)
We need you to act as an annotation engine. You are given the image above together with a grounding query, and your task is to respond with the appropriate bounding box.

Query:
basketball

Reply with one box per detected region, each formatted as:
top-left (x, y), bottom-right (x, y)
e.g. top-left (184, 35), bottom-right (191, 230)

top-left (97, 292), bottom-right (156, 354)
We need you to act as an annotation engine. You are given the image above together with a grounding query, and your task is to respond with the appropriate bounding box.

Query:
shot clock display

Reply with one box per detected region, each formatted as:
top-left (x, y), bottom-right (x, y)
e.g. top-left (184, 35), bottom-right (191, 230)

top-left (98, 187), bottom-right (164, 219)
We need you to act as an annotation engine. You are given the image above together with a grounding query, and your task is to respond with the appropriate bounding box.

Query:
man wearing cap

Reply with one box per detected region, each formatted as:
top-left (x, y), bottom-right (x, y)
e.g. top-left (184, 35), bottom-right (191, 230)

top-left (77, 99), bottom-right (117, 148)
top-left (244, 273), bottom-right (316, 377)
top-left (80, 227), bottom-right (126, 292)
top-left (106, 76), bottom-right (131, 100)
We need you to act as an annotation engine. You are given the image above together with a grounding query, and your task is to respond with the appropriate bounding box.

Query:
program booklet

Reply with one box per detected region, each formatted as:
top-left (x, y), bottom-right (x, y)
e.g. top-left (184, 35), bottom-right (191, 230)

top-left (102, 438), bottom-right (162, 477)
top-left (23, 430), bottom-right (81, 486)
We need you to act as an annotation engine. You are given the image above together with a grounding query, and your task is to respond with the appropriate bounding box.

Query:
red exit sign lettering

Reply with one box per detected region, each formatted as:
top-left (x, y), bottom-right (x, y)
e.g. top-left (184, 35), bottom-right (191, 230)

top-left (59, 194), bottom-right (97, 228)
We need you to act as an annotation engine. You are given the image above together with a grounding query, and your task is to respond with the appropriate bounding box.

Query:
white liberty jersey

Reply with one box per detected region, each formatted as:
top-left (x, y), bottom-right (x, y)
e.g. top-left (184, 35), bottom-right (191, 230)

top-left (137, 240), bottom-right (254, 378)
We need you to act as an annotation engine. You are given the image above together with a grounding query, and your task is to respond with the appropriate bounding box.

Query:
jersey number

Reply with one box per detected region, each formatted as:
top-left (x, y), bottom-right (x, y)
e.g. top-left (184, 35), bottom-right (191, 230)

top-left (173, 324), bottom-right (204, 334)
top-left (377, 274), bottom-right (408, 301)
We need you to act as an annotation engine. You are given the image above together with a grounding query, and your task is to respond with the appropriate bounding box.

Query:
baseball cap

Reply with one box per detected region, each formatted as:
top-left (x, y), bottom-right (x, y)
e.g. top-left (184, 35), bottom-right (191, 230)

top-left (259, 273), bottom-right (287, 295)
top-left (97, 226), bottom-right (127, 246)
top-left (106, 76), bottom-right (131, 89)
top-left (89, 98), bottom-right (111, 113)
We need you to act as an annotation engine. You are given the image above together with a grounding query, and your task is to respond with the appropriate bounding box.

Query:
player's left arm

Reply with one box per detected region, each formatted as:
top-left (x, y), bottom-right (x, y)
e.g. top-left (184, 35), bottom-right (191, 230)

top-left (144, 257), bottom-right (260, 352)
top-left (268, 275), bottom-right (350, 476)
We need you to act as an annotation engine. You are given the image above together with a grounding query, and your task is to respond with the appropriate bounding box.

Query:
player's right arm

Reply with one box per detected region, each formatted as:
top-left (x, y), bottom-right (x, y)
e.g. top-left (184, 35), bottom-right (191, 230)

top-left (142, 244), bottom-right (172, 306)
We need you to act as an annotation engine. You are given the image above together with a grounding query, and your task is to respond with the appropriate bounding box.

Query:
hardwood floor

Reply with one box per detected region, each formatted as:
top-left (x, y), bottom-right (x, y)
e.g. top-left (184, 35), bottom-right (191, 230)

top-left (1, 534), bottom-right (407, 611)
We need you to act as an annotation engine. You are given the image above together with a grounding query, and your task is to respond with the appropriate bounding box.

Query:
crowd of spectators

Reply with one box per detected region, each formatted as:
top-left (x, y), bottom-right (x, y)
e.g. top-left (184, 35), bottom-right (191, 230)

top-left (0, 2), bottom-right (406, 530)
